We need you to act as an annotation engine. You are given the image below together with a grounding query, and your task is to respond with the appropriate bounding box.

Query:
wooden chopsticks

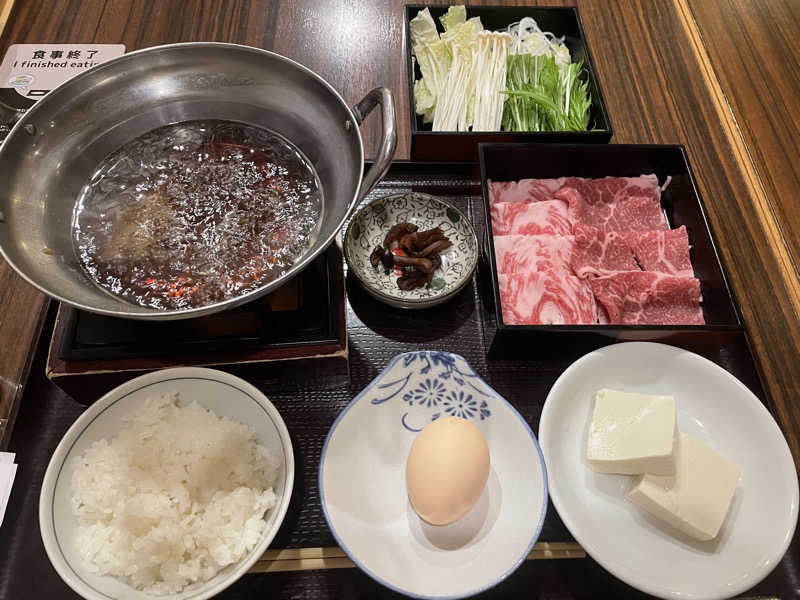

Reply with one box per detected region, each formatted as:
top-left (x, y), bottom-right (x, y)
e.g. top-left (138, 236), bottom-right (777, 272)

top-left (249, 542), bottom-right (585, 574)
top-left (250, 547), bottom-right (354, 574)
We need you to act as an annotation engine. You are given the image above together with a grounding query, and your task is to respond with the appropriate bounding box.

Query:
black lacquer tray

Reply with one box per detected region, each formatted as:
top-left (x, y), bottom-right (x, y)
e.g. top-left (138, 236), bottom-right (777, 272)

top-left (478, 143), bottom-right (743, 359)
top-left (2, 162), bottom-right (796, 600)
top-left (405, 5), bottom-right (613, 161)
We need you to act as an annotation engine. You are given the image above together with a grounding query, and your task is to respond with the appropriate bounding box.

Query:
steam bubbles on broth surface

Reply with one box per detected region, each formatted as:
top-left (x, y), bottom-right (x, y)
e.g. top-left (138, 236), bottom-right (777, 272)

top-left (73, 120), bottom-right (322, 310)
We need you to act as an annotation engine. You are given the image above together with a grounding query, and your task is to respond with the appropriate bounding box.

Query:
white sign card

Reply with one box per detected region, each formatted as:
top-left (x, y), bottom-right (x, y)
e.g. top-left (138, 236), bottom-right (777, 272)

top-left (0, 44), bottom-right (125, 100)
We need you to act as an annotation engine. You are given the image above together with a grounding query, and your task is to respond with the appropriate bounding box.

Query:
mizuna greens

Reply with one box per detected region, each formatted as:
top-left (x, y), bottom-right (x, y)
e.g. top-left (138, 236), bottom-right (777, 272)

top-left (410, 6), bottom-right (593, 132)
top-left (501, 55), bottom-right (591, 132)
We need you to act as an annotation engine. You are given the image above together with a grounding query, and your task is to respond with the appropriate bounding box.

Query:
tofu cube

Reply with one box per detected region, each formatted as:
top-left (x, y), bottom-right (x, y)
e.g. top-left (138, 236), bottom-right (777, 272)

top-left (627, 433), bottom-right (740, 541)
top-left (586, 388), bottom-right (676, 475)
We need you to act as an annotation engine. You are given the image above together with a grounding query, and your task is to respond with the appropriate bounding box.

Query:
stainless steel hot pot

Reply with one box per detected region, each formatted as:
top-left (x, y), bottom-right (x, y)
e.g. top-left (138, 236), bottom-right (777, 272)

top-left (0, 42), bottom-right (396, 319)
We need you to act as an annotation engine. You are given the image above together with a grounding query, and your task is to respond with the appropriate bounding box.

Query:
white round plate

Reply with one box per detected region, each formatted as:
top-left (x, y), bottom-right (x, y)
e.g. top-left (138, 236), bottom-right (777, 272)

top-left (39, 367), bottom-right (295, 600)
top-left (320, 351), bottom-right (547, 599)
top-left (539, 342), bottom-right (799, 600)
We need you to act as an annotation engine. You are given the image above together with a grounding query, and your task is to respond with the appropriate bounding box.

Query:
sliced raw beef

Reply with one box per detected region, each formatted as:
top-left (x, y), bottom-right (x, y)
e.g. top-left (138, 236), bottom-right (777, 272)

top-left (493, 234), bottom-right (574, 275)
top-left (499, 272), bottom-right (597, 325)
top-left (570, 224), bottom-right (639, 278)
top-left (491, 200), bottom-right (573, 236)
top-left (488, 178), bottom-right (565, 204)
top-left (489, 175), bottom-right (661, 206)
top-left (625, 226), bottom-right (693, 277)
top-left (563, 174), bottom-right (661, 206)
top-left (589, 271), bottom-right (704, 325)
top-left (556, 186), bottom-right (669, 233)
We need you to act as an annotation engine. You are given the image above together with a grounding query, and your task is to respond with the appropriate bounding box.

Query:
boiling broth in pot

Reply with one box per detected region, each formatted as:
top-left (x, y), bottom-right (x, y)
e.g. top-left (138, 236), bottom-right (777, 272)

top-left (73, 120), bottom-right (323, 310)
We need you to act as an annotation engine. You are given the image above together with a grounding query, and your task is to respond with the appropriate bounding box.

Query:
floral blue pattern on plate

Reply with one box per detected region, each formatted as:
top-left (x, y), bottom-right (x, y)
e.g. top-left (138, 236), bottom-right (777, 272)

top-left (370, 351), bottom-right (492, 431)
top-left (319, 351), bottom-right (548, 599)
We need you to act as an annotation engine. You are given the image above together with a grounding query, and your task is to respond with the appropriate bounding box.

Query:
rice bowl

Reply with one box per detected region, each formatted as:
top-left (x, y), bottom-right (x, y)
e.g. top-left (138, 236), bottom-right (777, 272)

top-left (39, 367), bottom-right (294, 600)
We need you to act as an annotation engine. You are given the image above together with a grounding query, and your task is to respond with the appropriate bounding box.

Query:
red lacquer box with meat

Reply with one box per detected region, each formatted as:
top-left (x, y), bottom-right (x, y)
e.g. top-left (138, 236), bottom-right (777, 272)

top-left (478, 143), bottom-right (743, 358)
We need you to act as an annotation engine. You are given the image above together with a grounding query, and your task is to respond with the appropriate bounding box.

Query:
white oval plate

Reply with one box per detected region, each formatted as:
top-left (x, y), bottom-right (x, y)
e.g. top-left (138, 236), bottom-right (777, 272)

top-left (539, 342), bottom-right (798, 600)
top-left (319, 351), bottom-right (547, 599)
top-left (39, 367), bottom-right (295, 600)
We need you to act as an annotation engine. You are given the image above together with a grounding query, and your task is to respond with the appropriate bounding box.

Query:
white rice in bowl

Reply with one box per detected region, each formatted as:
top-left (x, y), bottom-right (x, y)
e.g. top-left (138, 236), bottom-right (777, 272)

top-left (70, 392), bottom-right (280, 594)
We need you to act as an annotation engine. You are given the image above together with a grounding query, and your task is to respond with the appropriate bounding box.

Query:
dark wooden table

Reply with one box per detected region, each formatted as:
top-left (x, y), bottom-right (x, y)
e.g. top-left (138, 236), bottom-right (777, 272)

top-left (1, 1), bottom-right (799, 599)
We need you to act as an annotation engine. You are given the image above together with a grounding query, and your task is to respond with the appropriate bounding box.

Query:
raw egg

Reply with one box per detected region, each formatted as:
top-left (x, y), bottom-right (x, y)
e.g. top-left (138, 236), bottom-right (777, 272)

top-left (406, 416), bottom-right (490, 526)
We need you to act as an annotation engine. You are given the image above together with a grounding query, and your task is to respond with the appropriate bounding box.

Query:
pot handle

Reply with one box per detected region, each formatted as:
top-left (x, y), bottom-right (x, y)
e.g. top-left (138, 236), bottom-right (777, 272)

top-left (350, 87), bottom-right (397, 215)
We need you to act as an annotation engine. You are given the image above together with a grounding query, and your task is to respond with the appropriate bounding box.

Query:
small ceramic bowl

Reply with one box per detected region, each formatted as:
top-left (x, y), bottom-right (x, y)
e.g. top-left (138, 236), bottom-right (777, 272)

top-left (343, 193), bottom-right (478, 309)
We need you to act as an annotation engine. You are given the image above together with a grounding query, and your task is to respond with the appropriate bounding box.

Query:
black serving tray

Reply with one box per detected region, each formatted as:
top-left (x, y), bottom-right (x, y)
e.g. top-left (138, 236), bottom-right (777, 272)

top-left (479, 143), bottom-right (743, 358)
top-left (405, 4), bottom-right (613, 161)
top-left (5, 162), bottom-right (790, 600)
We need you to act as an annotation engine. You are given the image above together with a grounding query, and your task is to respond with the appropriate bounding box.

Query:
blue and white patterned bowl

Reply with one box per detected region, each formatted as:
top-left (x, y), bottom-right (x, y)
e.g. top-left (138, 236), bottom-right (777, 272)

top-left (319, 351), bottom-right (547, 599)
top-left (343, 193), bottom-right (479, 309)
